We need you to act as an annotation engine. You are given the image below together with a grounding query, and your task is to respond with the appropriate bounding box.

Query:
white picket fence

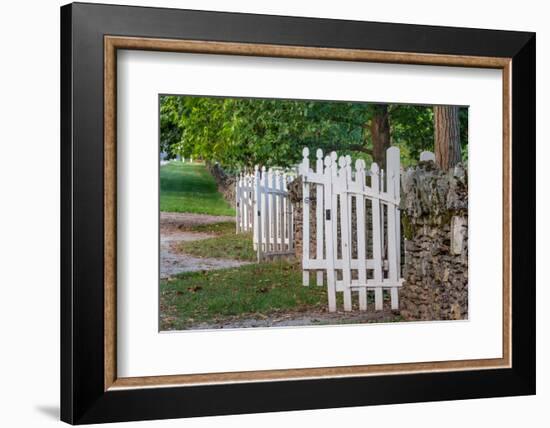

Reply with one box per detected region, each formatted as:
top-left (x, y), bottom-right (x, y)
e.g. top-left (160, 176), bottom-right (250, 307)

top-left (299, 146), bottom-right (404, 312)
top-left (236, 167), bottom-right (295, 261)
top-left (235, 173), bottom-right (255, 234)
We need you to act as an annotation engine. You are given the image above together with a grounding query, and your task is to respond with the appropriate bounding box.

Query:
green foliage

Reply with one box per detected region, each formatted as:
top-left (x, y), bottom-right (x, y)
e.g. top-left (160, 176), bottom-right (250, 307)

top-left (160, 96), bottom-right (186, 157)
top-left (160, 96), bottom-right (469, 170)
top-left (160, 162), bottom-right (234, 216)
top-left (389, 105), bottom-right (434, 165)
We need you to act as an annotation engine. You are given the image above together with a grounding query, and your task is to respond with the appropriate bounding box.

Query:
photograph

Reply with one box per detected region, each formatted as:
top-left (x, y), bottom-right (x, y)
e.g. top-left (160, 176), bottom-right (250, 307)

top-left (54, 2), bottom-right (536, 424)
top-left (158, 95), bottom-right (469, 331)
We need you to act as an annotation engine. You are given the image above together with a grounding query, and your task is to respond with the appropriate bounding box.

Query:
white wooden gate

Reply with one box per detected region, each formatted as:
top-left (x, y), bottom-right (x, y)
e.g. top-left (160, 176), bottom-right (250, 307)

top-left (299, 146), bottom-right (404, 312)
top-left (236, 167), bottom-right (295, 261)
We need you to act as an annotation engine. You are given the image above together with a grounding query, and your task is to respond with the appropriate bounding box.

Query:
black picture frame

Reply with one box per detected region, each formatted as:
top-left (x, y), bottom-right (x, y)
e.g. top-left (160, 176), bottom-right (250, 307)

top-left (61, 2), bottom-right (535, 424)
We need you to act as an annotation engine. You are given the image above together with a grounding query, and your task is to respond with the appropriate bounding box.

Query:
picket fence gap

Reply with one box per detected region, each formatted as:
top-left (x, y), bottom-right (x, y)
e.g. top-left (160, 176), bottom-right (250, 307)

top-left (299, 146), bottom-right (404, 313)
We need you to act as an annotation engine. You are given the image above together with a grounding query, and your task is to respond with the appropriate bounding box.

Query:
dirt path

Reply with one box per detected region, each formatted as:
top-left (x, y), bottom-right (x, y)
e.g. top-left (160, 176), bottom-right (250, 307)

top-left (160, 212), bottom-right (251, 279)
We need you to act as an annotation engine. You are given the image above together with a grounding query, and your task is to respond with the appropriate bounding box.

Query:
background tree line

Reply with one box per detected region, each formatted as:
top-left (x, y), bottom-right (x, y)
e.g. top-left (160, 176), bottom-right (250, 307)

top-left (160, 95), bottom-right (468, 172)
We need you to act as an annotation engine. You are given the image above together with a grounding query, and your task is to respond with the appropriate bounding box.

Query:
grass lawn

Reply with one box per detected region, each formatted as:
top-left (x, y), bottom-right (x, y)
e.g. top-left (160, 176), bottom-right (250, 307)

top-left (160, 260), bottom-right (328, 330)
top-left (179, 221), bottom-right (256, 262)
top-left (163, 223), bottom-right (402, 330)
top-left (160, 162), bottom-right (235, 216)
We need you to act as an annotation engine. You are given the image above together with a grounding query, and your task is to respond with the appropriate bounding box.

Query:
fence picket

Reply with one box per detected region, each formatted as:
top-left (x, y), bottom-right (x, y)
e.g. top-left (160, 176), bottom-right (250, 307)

top-left (338, 156), bottom-right (353, 311)
top-left (370, 162), bottom-right (384, 311)
top-left (330, 151), bottom-right (338, 297)
top-left (315, 149), bottom-right (324, 286)
top-left (255, 167), bottom-right (262, 261)
top-left (262, 167), bottom-right (270, 256)
top-left (323, 154), bottom-right (337, 312)
top-left (236, 174), bottom-right (241, 233)
top-left (270, 170), bottom-right (277, 253)
top-left (356, 159), bottom-right (368, 311)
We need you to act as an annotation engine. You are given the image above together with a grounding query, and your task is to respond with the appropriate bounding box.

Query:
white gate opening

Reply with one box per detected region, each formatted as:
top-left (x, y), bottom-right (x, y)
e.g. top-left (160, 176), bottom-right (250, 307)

top-left (299, 146), bottom-right (404, 313)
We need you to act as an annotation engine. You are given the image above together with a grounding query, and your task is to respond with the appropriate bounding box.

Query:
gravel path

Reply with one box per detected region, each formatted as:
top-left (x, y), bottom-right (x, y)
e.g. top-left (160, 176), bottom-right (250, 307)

top-left (160, 212), bottom-right (251, 279)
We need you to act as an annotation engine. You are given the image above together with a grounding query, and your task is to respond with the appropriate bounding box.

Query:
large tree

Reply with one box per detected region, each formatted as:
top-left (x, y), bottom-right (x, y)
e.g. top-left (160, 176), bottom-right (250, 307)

top-left (433, 105), bottom-right (462, 170)
top-left (369, 104), bottom-right (391, 166)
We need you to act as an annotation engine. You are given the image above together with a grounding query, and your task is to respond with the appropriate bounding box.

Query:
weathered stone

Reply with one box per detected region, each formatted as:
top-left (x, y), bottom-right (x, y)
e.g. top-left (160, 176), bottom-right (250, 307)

top-left (451, 216), bottom-right (466, 255)
top-left (399, 161), bottom-right (468, 321)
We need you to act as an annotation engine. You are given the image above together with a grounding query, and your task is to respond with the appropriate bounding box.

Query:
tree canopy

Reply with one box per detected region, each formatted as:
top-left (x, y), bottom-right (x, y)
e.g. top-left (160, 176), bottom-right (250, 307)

top-left (160, 95), bottom-right (468, 171)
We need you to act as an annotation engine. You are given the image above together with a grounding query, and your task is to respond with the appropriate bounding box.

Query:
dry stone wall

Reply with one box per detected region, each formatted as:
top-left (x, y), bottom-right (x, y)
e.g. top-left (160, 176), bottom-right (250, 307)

top-left (399, 161), bottom-right (468, 321)
top-left (206, 163), bottom-right (237, 208)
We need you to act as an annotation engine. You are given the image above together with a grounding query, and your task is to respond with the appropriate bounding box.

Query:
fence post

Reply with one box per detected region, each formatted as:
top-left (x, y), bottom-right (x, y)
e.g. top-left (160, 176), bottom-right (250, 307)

top-left (301, 148), bottom-right (310, 286)
top-left (386, 146), bottom-right (400, 310)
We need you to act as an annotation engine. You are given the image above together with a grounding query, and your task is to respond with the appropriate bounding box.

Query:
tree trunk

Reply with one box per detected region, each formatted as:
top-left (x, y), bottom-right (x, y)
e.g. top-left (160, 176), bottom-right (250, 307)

top-left (434, 105), bottom-right (461, 171)
top-left (370, 104), bottom-right (391, 166)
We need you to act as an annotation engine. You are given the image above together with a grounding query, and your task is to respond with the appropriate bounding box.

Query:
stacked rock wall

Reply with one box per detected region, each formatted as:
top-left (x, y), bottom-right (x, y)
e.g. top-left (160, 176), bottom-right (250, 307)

top-left (287, 176), bottom-right (316, 260)
top-left (206, 163), bottom-right (237, 208)
top-left (399, 161), bottom-right (468, 320)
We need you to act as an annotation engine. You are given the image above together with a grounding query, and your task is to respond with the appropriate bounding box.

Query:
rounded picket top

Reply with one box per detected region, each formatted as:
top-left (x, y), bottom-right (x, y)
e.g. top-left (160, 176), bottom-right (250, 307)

top-left (371, 162), bottom-right (379, 173)
top-left (338, 155), bottom-right (346, 168)
top-left (355, 158), bottom-right (365, 170)
top-left (387, 146), bottom-right (400, 157)
top-left (302, 147), bottom-right (310, 158)
top-left (324, 155), bottom-right (332, 167)
top-left (254, 165), bottom-right (259, 172)
top-left (330, 151), bottom-right (338, 162)
top-left (316, 148), bottom-right (323, 159)
top-left (262, 165), bottom-right (267, 172)
top-left (345, 155), bottom-right (352, 166)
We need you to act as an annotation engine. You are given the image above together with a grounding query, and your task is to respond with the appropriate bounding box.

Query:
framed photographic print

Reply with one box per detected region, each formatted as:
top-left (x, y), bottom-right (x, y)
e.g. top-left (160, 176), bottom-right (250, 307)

top-left (60, 2), bottom-right (535, 424)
